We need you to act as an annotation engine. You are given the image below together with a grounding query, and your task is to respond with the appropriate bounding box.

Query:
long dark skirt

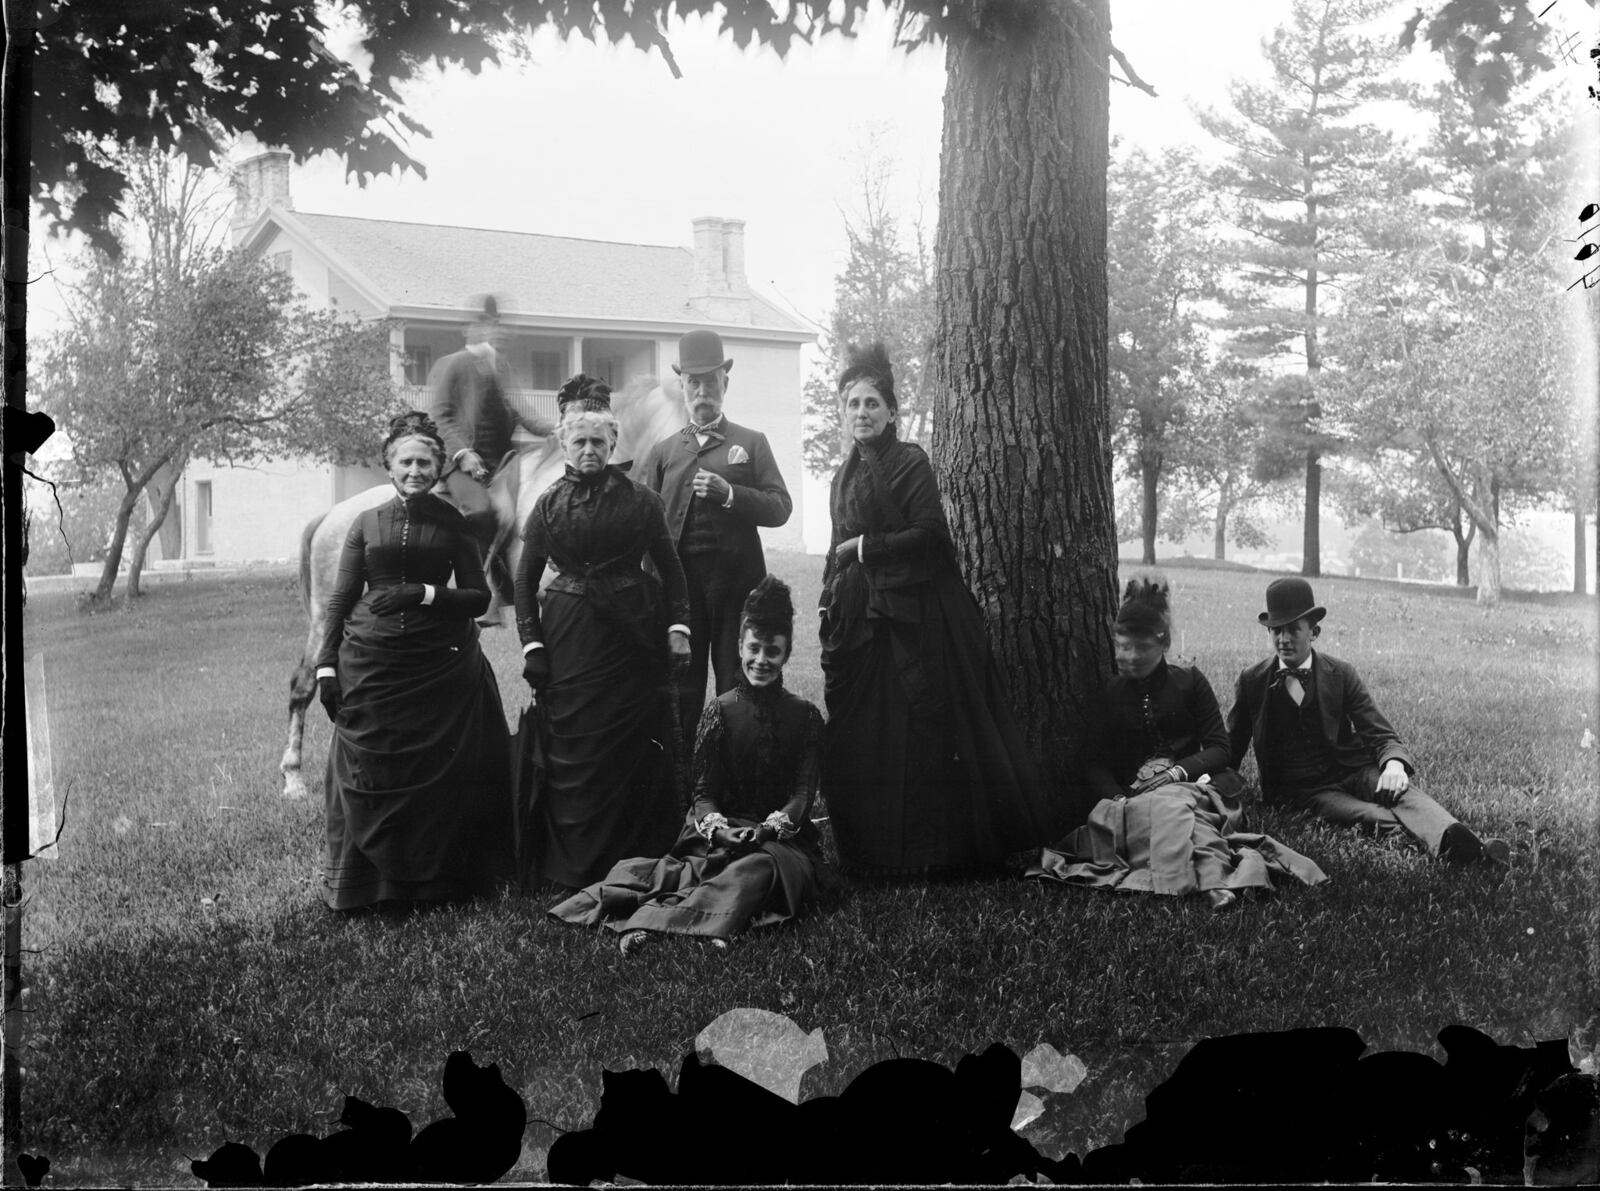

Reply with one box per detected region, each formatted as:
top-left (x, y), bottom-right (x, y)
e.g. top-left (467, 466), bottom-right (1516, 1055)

top-left (821, 573), bottom-right (1059, 875)
top-left (323, 635), bottom-right (514, 910)
top-left (549, 813), bottom-right (820, 939)
top-left (531, 589), bottom-right (680, 888)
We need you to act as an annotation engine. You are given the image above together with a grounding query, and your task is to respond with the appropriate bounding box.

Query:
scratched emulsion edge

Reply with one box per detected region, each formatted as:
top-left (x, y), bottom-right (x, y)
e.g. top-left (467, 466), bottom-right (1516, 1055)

top-left (17, 12), bottom-right (1600, 1189)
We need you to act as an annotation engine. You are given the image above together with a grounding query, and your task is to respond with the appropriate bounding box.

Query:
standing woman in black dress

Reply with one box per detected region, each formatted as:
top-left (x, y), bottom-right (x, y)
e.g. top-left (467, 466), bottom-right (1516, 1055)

top-left (316, 411), bottom-right (516, 911)
top-left (514, 374), bottom-right (692, 888)
top-left (819, 343), bottom-right (1060, 876)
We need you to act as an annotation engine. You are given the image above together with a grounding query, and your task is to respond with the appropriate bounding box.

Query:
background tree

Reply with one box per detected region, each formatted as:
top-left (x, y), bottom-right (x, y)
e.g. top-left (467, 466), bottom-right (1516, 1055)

top-left (39, 247), bottom-right (397, 602)
top-left (1106, 142), bottom-right (1222, 565)
top-left (1195, 0), bottom-right (1403, 579)
top-left (1163, 366), bottom-right (1282, 561)
top-left (1332, 57), bottom-right (1578, 604)
top-left (1330, 453), bottom-right (1477, 584)
top-left (802, 142), bottom-right (934, 477)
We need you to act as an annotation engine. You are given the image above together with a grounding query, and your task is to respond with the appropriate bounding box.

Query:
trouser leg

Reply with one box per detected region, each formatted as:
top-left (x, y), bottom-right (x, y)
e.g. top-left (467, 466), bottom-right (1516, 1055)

top-left (676, 565), bottom-right (714, 742)
top-left (1293, 766), bottom-right (1461, 855)
top-left (442, 470), bottom-right (512, 613)
top-left (705, 580), bottom-right (747, 697)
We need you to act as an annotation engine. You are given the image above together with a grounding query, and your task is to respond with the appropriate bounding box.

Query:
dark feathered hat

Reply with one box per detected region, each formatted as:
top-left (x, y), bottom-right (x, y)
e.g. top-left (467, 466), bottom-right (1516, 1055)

top-left (1115, 578), bottom-right (1171, 643)
top-left (382, 409), bottom-right (445, 459)
top-left (837, 340), bottom-right (898, 410)
top-left (556, 373), bottom-right (613, 415)
top-left (740, 574), bottom-right (795, 642)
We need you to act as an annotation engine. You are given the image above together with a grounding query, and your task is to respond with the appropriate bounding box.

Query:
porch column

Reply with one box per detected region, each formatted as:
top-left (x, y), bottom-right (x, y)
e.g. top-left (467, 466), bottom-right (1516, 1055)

top-left (568, 335), bottom-right (584, 379)
top-left (389, 323), bottom-right (406, 385)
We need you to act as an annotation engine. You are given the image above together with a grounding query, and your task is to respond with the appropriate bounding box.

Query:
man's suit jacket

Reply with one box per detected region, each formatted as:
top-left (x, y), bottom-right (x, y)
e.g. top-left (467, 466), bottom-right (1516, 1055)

top-left (635, 419), bottom-right (791, 590)
top-left (426, 348), bottom-right (553, 470)
top-left (1227, 650), bottom-right (1416, 798)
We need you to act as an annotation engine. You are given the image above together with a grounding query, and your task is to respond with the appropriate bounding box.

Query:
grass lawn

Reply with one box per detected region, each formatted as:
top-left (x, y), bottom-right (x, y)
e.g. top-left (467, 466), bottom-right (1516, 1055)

top-left (17, 553), bottom-right (1599, 1184)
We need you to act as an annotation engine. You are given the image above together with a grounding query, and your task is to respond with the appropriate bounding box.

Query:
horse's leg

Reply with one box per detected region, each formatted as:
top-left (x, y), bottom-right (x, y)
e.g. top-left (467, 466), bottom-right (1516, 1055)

top-left (281, 512), bottom-right (327, 798)
top-left (281, 650), bottom-right (316, 800)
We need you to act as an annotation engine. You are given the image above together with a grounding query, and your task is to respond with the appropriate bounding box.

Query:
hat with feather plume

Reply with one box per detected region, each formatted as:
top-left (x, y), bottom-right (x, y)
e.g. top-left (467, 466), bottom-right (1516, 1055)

top-left (740, 574), bottom-right (794, 642)
top-left (1115, 578), bottom-right (1171, 643)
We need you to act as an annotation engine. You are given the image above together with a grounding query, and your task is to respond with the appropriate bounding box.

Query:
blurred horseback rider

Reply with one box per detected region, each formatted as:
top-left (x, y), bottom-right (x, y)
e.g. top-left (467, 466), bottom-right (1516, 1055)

top-left (427, 295), bottom-right (556, 624)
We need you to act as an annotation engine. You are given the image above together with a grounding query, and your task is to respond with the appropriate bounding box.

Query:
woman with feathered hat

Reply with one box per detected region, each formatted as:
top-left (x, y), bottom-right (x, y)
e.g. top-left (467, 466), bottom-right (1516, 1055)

top-left (513, 374), bottom-right (691, 888)
top-left (1028, 578), bottom-right (1326, 906)
top-left (818, 342), bottom-right (1061, 877)
top-left (549, 574), bottom-right (828, 953)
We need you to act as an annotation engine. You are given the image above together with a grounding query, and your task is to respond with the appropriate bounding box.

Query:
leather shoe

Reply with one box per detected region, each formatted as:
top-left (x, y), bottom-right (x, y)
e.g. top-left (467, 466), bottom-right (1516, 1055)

top-left (1440, 822), bottom-right (1484, 865)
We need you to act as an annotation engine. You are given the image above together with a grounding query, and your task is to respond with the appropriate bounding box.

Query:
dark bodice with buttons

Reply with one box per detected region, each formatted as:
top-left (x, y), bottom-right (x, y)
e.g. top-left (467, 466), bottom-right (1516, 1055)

top-left (316, 493), bottom-right (488, 669)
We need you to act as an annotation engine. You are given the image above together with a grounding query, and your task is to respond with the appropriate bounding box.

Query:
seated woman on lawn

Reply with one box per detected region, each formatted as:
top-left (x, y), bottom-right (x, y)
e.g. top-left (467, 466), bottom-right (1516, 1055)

top-left (549, 575), bottom-right (827, 955)
top-left (1028, 579), bottom-right (1326, 909)
top-left (315, 410), bottom-right (516, 913)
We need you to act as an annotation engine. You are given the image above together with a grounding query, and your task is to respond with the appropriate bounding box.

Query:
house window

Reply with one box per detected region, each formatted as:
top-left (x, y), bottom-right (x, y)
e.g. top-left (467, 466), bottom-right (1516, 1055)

top-left (403, 347), bottom-right (433, 386)
top-left (195, 481), bottom-right (213, 555)
top-left (530, 350), bottom-right (563, 391)
top-left (271, 251), bottom-right (292, 274)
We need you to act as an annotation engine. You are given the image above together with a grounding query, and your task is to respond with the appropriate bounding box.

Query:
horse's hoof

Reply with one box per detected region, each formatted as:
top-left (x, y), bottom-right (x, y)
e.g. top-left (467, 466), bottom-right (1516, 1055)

top-left (282, 774), bottom-right (308, 800)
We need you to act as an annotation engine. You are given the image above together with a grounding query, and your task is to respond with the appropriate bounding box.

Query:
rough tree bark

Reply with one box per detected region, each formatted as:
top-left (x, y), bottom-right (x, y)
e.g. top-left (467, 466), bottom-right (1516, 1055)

top-left (929, 0), bottom-right (1117, 822)
top-left (1213, 504), bottom-right (1228, 561)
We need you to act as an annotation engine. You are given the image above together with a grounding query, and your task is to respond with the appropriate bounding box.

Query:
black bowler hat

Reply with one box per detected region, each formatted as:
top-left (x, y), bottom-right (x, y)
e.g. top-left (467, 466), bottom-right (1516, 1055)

top-left (1259, 577), bottom-right (1327, 628)
top-left (673, 329), bottom-right (734, 376)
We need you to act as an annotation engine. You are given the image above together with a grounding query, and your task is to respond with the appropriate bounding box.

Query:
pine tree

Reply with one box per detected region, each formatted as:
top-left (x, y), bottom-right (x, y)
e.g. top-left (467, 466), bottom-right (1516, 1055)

top-left (1196, 0), bottom-right (1404, 578)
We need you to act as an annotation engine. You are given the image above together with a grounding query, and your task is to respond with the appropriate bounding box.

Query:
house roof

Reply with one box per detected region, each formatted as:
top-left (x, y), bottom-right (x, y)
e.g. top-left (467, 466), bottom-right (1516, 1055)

top-left (279, 211), bottom-right (813, 335)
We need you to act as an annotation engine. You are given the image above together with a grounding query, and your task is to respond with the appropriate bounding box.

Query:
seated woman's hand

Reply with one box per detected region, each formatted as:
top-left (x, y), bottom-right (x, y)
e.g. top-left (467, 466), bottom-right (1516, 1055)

top-left (522, 650), bottom-right (550, 692)
top-left (318, 675), bottom-right (342, 722)
top-left (713, 826), bottom-right (759, 852)
top-left (667, 629), bottom-right (691, 669)
top-left (369, 583), bottom-right (425, 615)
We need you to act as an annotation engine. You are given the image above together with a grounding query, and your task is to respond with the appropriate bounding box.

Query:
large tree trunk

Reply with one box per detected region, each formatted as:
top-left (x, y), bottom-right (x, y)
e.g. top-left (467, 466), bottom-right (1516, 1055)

top-left (1140, 453), bottom-right (1158, 565)
top-left (1301, 448), bottom-right (1321, 578)
top-left (930, 0), bottom-right (1116, 821)
top-left (1213, 505), bottom-right (1228, 561)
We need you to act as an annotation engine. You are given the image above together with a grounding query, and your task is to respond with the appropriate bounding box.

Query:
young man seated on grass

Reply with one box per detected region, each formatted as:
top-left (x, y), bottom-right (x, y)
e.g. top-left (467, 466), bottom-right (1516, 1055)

top-left (1226, 577), bottom-right (1510, 868)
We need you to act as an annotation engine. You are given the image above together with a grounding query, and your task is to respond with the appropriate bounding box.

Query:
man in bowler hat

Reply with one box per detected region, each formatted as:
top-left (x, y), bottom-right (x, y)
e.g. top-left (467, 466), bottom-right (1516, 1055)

top-left (1227, 577), bottom-right (1509, 865)
top-left (636, 329), bottom-right (793, 737)
top-left (427, 296), bottom-right (555, 623)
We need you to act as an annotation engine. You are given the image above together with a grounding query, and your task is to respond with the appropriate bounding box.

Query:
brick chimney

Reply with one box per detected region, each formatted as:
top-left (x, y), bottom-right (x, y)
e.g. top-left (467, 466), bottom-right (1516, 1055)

top-left (689, 216), bottom-right (752, 324)
top-left (230, 147), bottom-right (294, 243)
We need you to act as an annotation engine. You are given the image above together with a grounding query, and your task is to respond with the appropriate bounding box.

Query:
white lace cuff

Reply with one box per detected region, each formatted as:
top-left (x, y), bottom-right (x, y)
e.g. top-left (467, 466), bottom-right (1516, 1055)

top-left (762, 811), bottom-right (798, 841)
top-left (697, 812), bottom-right (729, 844)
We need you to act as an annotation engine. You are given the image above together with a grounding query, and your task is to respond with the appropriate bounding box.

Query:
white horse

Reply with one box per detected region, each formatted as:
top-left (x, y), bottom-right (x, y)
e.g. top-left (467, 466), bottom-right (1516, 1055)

top-left (279, 378), bottom-right (683, 798)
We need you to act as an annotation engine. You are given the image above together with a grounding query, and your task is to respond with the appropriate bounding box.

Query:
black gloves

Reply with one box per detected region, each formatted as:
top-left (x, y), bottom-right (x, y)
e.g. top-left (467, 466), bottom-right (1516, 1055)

top-left (522, 650), bottom-right (550, 692)
top-left (369, 583), bottom-right (426, 615)
top-left (319, 676), bottom-right (341, 722)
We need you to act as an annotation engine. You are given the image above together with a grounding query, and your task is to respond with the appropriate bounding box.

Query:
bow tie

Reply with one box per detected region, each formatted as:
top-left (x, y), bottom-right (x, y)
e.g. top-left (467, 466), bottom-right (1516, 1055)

top-left (1272, 666), bottom-right (1312, 687)
top-left (688, 423), bottom-right (724, 441)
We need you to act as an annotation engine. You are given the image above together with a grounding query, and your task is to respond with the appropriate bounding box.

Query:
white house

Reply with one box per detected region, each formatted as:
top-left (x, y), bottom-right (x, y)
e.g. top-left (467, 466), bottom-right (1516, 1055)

top-left (165, 149), bottom-right (816, 565)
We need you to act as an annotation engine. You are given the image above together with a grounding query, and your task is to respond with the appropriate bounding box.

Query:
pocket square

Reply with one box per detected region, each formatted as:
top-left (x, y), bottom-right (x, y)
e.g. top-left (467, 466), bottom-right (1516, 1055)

top-left (726, 444), bottom-right (750, 465)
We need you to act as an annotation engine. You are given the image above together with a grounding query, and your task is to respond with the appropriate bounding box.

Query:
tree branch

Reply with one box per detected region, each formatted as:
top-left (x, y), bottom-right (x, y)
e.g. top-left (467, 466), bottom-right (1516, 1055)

top-left (1109, 42), bottom-right (1157, 97)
